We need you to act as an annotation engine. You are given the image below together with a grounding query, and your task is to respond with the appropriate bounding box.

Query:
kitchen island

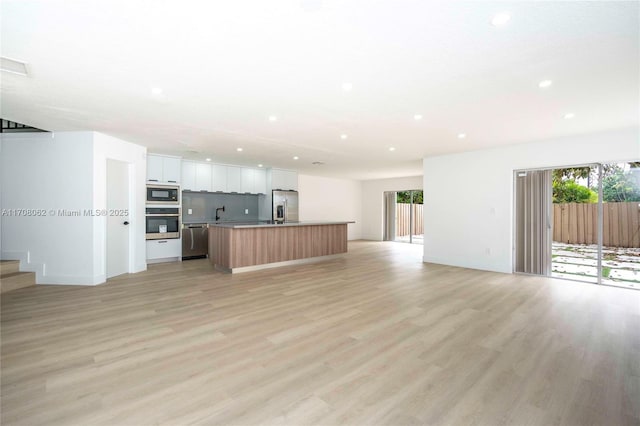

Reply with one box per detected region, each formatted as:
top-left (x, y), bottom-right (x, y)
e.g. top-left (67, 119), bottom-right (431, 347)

top-left (208, 221), bottom-right (353, 273)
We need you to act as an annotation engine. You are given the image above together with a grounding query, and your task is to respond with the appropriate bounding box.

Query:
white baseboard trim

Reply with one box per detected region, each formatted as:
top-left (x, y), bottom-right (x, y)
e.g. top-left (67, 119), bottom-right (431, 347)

top-left (422, 256), bottom-right (511, 274)
top-left (36, 274), bottom-right (105, 286)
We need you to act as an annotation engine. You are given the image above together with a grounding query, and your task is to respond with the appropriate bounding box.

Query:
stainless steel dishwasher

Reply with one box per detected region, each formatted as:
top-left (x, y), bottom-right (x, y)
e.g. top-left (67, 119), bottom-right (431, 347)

top-left (182, 223), bottom-right (208, 259)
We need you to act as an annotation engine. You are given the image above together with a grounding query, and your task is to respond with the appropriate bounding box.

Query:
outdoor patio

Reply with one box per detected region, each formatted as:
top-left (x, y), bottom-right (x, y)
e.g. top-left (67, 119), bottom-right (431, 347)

top-left (552, 242), bottom-right (640, 289)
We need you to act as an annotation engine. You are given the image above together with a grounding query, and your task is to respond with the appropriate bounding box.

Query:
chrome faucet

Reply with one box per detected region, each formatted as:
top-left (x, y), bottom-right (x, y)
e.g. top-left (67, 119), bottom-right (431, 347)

top-left (215, 205), bottom-right (225, 221)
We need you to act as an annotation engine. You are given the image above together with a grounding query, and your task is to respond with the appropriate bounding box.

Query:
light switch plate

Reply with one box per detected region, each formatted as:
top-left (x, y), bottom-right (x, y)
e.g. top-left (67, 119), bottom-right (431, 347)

top-left (188, 209), bottom-right (192, 215)
top-left (245, 209), bottom-right (249, 214)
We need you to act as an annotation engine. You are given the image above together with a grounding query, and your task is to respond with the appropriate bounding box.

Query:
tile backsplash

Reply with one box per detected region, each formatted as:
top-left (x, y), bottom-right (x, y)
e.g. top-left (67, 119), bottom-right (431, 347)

top-left (182, 192), bottom-right (260, 223)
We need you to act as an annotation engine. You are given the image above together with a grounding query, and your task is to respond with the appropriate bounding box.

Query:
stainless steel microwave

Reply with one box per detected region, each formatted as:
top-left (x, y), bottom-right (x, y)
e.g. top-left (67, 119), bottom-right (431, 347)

top-left (146, 184), bottom-right (180, 204)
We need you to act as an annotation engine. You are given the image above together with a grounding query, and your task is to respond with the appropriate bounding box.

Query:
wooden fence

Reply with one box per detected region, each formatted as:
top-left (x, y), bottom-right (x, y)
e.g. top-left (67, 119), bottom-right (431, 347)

top-left (553, 202), bottom-right (640, 248)
top-left (396, 203), bottom-right (424, 236)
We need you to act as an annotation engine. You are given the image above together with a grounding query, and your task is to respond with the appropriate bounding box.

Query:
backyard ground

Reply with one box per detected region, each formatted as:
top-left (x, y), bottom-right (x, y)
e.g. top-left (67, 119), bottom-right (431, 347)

top-left (552, 242), bottom-right (640, 289)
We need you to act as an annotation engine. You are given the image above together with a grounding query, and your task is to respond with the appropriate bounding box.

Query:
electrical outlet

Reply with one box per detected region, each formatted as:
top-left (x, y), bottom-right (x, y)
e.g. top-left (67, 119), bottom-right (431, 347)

top-left (245, 209), bottom-right (249, 214)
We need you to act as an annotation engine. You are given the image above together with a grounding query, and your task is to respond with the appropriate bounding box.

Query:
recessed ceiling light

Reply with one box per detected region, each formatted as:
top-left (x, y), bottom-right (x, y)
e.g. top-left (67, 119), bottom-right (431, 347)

top-left (206, 158), bottom-right (212, 162)
top-left (342, 82), bottom-right (353, 92)
top-left (268, 115), bottom-right (278, 122)
top-left (538, 80), bottom-right (552, 88)
top-left (258, 164), bottom-right (263, 167)
top-left (458, 133), bottom-right (466, 139)
top-left (340, 134), bottom-right (348, 140)
top-left (491, 12), bottom-right (511, 27)
top-left (293, 156), bottom-right (299, 160)
top-left (414, 114), bottom-right (423, 121)
top-left (237, 147), bottom-right (243, 152)
top-left (564, 113), bottom-right (575, 119)
top-left (389, 147), bottom-right (396, 152)
top-left (151, 87), bottom-right (163, 95)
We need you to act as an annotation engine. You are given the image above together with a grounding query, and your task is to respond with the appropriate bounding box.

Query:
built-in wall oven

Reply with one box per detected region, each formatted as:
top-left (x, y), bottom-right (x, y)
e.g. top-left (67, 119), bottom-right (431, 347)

top-left (146, 207), bottom-right (181, 240)
top-left (146, 184), bottom-right (180, 204)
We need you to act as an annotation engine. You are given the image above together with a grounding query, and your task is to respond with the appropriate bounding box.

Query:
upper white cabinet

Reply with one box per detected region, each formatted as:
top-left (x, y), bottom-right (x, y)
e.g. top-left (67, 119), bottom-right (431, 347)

top-left (195, 163), bottom-right (212, 192)
top-left (241, 168), bottom-right (267, 194)
top-left (147, 154), bottom-right (181, 184)
top-left (271, 169), bottom-right (298, 191)
top-left (147, 155), bottom-right (164, 182)
top-left (181, 161), bottom-right (197, 190)
top-left (241, 168), bottom-right (254, 193)
top-left (226, 166), bottom-right (242, 193)
top-left (180, 162), bottom-right (271, 194)
top-left (254, 169), bottom-right (267, 194)
top-left (212, 165), bottom-right (228, 192)
top-left (163, 157), bottom-right (181, 183)
top-left (181, 161), bottom-right (213, 192)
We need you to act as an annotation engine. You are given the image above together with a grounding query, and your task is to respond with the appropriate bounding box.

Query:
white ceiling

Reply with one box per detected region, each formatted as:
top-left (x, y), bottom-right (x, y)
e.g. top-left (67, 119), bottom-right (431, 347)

top-left (1, 1), bottom-right (638, 179)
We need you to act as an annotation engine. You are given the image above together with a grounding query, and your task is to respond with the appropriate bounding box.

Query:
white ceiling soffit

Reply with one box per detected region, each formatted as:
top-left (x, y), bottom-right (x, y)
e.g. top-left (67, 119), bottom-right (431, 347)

top-left (1, 0), bottom-right (638, 180)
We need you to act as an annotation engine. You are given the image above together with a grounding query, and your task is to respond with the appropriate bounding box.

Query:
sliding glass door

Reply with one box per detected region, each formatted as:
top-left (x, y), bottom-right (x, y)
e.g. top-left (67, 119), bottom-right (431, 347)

top-left (383, 190), bottom-right (424, 245)
top-left (515, 162), bottom-right (640, 289)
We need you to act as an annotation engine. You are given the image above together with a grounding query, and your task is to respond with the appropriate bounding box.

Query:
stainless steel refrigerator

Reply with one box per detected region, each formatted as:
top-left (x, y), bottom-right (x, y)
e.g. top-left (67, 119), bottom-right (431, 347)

top-left (272, 190), bottom-right (299, 223)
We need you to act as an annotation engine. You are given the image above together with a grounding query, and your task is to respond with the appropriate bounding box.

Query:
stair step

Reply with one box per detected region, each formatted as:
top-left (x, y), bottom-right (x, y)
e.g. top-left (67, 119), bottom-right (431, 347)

top-left (0, 260), bottom-right (20, 275)
top-left (1, 272), bottom-right (36, 293)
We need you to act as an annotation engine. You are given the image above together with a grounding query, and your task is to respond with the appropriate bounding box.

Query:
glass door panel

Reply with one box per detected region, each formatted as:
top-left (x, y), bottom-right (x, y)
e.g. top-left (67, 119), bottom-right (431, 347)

top-left (599, 162), bottom-right (640, 289)
top-left (410, 190), bottom-right (424, 245)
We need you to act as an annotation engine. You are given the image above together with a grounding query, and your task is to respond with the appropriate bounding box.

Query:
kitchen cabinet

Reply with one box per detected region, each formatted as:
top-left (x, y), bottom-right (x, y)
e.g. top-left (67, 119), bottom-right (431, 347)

top-left (254, 168), bottom-right (267, 194)
top-left (147, 154), bottom-right (181, 184)
top-left (271, 169), bottom-right (298, 191)
top-left (182, 162), bottom-right (268, 194)
top-left (146, 239), bottom-right (181, 263)
top-left (147, 155), bottom-right (164, 182)
top-left (195, 163), bottom-right (212, 192)
top-left (181, 161), bottom-right (197, 191)
top-left (226, 166), bottom-right (242, 193)
top-left (241, 168), bottom-right (254, 193)
top-left (212, 165), bottom-right (228, 192)
top-left (163, 157), bottom-right (181, 183)
top-left (241, 168), bottom-right (266, 194)
top-left (181, 161), bottom-right (212, 192)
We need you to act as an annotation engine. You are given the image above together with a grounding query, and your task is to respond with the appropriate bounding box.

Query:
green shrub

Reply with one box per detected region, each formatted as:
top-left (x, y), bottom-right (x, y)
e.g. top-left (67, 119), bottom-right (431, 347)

top-left (553, 179), bottom-right (598, 203)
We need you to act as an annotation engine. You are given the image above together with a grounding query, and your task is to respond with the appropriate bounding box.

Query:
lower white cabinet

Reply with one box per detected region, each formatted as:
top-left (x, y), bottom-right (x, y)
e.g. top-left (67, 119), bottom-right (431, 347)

top-left (146, 239), bottom-right (181, 262)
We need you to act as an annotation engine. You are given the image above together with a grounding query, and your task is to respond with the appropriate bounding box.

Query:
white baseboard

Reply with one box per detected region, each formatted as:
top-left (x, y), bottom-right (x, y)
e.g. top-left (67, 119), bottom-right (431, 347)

top-left (36, 274), bottom-right (105, 286)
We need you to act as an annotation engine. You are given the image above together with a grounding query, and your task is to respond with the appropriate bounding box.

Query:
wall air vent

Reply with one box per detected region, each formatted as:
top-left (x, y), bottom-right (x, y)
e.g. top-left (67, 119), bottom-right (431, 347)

top-left (0, 56), bottom-right (28, 76)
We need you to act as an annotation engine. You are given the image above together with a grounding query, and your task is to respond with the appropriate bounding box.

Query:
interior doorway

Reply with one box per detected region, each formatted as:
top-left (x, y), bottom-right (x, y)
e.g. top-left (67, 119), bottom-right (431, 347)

top-left (515, 162), bottom-right (640, 289)
top-left (383, 190), bottom-right (424, 245)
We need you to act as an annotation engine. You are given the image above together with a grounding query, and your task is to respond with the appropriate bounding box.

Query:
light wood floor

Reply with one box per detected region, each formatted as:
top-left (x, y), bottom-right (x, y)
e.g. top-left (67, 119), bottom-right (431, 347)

top-left (1, 241), bottom-right (639, 426)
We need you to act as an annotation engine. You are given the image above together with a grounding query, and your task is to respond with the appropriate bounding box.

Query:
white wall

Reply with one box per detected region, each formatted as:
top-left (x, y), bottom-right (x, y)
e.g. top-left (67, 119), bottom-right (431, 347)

top-left (0, 131), bottom-right (147, 285)
top-left (423, 127), bottom-right (640, 273)
top-left (1, 132), bottom-right (96, 284)
top-left (361, 176), bottom-right (423, 240)
top-left (298, 174), bottom-right (362, 240)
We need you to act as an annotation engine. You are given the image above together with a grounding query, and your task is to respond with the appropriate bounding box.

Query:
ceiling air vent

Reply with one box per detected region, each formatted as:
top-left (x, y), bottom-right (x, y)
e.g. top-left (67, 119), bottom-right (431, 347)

top-left (312, 161), bottom-right (325, 165)
top-left (1, 56), bottom-right (28, 76)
